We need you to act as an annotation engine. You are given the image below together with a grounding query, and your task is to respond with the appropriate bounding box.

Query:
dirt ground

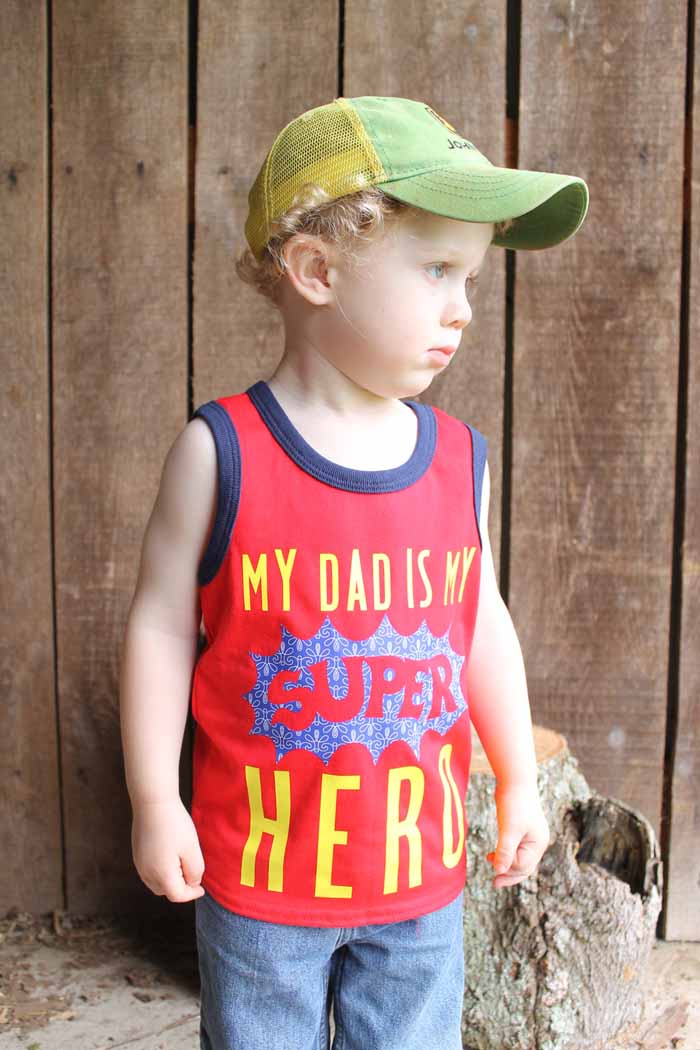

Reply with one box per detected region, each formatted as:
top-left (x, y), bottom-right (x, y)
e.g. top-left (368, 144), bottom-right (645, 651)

top-left (0, 906), bottom-right (696, 1050)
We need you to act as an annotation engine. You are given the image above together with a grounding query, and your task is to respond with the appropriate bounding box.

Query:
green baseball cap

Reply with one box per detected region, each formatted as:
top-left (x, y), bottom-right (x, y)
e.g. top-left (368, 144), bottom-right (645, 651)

top-left (244, 95), bottom-right (589, 261)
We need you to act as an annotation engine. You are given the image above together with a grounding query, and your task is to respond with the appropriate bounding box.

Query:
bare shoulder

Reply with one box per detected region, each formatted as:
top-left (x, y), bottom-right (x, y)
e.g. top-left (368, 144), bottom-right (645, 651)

top-left (154, 417), bottom-right (217, 544)
top-left (129, 417), bottom-right (217, 636)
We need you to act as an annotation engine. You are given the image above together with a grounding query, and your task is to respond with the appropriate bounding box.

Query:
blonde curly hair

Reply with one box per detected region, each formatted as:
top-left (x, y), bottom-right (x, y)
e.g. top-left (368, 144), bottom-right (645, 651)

top-left (235, 181), bottom-right (515, 308)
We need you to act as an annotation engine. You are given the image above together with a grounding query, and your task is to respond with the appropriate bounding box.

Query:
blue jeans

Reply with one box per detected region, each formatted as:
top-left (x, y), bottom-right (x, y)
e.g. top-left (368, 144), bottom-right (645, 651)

top-left (195, 889), bottom-right (466, 1050)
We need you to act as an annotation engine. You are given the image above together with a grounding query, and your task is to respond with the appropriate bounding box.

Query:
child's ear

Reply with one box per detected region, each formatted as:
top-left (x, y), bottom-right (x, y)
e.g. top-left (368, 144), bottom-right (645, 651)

top-left (280, 235), bottom-right (335, 306)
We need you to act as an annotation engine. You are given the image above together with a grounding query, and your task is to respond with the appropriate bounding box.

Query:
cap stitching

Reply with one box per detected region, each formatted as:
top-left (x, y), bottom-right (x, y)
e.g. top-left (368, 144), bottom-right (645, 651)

top-left (408, 171), bottom-right (569, 200)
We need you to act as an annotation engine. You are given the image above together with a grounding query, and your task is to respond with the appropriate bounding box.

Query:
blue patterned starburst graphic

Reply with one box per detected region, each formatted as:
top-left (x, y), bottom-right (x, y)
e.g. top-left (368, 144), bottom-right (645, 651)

top-left (242, 613), bottom-right (466, 764)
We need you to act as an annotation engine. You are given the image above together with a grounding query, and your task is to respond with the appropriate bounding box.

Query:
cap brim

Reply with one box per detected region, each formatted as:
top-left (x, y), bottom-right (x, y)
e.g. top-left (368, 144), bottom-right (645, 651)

top-left (375, 165), bottom-right (589, 250)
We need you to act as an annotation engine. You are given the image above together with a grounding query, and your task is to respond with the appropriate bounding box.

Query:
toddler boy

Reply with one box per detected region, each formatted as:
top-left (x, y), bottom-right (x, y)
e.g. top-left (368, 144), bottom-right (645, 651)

top-left (120, 96), bottom-right (589, 1050)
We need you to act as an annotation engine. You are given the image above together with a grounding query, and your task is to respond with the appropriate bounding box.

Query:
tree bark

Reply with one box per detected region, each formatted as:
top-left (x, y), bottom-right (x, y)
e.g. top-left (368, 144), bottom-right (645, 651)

top-left (462, 726), bottom-right (663, 1050)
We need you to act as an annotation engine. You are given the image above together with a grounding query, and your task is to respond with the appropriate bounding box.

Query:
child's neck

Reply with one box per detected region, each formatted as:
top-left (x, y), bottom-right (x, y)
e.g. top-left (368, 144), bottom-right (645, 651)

top-left (264, 373), bottom-right (419, 473)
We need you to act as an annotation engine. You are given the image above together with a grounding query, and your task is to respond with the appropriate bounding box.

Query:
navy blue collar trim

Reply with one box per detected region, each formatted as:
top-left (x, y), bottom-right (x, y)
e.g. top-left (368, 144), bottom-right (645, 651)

top-left (246, 380), bottom-right (437, 493)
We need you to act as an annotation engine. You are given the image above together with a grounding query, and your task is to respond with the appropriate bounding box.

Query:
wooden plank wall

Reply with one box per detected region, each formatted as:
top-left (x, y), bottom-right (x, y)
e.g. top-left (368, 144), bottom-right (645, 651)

top-left (1, 0), bottom-right (697, 941)
top-left (1, 3), bottom-right (59, 916)
top-left (512, 3), bottom-right (689, 946)
top-left (673, 0), bottom-right (700, 941)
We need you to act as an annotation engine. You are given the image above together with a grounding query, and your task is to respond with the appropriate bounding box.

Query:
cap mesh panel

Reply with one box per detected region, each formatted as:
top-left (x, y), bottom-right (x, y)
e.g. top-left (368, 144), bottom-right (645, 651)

top-left (245, 98), bottom-right (386, 261)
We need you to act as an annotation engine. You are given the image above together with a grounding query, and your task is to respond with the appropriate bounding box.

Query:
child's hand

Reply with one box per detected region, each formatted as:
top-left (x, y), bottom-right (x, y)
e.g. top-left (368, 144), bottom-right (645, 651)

top-left (131, 798), bottom-right (206, 903)
top-left (485, 783), bottom-right (550, 889)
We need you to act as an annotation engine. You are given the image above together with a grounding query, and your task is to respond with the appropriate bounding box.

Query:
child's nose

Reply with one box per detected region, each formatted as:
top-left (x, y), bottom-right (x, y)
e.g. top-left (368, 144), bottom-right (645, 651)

top-left (447, 297), bottom-right (472, 329)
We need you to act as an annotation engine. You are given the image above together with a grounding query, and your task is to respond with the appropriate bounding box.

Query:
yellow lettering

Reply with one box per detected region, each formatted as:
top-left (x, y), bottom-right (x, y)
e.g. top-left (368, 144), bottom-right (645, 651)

top-left (416, 550), bottom-right (432, 608)
top-left (438, 744), bottom-right (465, 868)
top-left (457, 546), bottom-right (476, 602)
top-left (241, 765), bottom-right (291, 891)
top-left (406, 547), bottom-right (414, 606)
top-left (444, 549), bottom-right (461, 605)
top-left (274, 548), bottom-right (297, 611)
top-left (384, 767), bottom-right (425, 893)
top-left (347, 548), bottom-right (368, 611)
top-left (319, 553), bottom-right (339, 610)
top-left (242, 553), bottom-right (268, 611)
top-left (316, 774), bottom-right (361, 898)
top-left (372, 552), bottom-right (391, 610)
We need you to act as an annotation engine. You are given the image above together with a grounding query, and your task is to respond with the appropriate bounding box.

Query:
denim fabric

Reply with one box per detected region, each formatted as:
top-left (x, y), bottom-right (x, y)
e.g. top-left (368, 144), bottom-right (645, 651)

top-left (195, 889), bottom-right (466, 1050)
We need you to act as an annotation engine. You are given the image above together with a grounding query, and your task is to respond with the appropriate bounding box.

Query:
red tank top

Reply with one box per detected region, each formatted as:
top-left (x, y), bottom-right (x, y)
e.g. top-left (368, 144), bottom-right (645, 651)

top-left (190, 380), bottom-right (487, 926)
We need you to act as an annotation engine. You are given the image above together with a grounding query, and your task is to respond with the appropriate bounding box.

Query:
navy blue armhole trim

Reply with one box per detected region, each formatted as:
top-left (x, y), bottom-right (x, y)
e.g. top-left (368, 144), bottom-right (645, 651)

top-left (463, 422), bottom-right (487, 551)
top-left (191, 401), bottom-right (241, 587)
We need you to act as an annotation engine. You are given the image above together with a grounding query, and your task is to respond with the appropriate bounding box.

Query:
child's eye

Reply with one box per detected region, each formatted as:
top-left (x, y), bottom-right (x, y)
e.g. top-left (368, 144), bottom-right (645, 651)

top-left (426, 262), bottom-right (480, 292)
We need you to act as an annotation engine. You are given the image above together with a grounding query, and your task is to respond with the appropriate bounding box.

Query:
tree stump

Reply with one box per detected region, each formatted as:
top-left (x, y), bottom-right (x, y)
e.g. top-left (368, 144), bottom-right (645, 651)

top-left (461, 725), bottom-right (663, 1050)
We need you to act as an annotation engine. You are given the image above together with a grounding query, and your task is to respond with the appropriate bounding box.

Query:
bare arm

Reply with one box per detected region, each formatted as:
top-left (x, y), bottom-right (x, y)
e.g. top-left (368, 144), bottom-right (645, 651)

top-left (120, 416), bottom-right (216, 806)
top-left (119, 417), bottom-right (217, 901)
top-left (467, 460), bottom-right (551, 889)
top-left (466, 460), bottom-right (539, 793)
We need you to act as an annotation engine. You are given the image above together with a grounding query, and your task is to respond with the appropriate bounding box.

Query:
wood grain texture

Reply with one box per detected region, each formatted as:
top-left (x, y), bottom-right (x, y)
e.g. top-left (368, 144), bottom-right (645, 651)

top-left (51, 1), bottom-right (189, 914)
top-left (193, 0), bottom-right (339, 402)
top-left (513, 0), bottom-right (686, 928)
top-left (0, 1), bottom-right (62, 916)
top-left (666, 0), bottom-right (700, 941)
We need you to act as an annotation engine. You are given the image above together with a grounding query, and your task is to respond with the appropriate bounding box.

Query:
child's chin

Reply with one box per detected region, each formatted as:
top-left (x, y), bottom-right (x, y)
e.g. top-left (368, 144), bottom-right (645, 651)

top-left (407, 375), bottom-right (437, 398)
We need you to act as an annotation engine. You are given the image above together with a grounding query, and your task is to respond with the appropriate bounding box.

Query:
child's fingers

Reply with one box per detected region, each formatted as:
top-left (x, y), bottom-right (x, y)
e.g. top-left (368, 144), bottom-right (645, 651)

top-left (487, 849), bottom-right (537, 888)
top-left (178, 884), bottom-right (206, 900)
top-left (163, 871), bottom-right (206, 902)
top-left (492, 872), bottom-right (523, 889)
top-left (180, 848), bottom-right (205, 888)
top-left (156, 851), bottom-right (206, 902)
